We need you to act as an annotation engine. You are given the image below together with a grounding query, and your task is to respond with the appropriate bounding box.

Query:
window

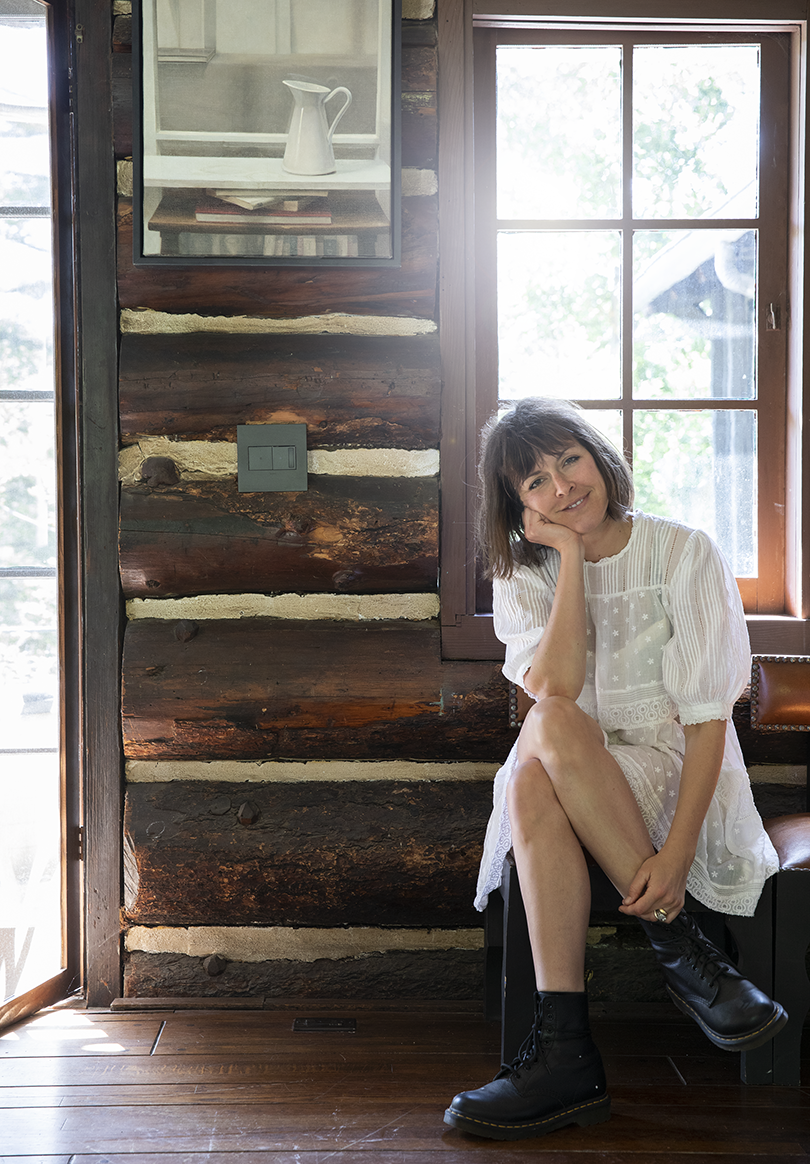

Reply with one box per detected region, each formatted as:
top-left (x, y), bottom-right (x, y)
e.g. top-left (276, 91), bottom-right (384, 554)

top-left (439, 3), bottom-right (808, 660)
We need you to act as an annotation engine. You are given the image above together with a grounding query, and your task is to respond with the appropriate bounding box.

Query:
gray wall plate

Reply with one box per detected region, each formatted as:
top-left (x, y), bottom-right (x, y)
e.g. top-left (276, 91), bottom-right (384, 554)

top-left (237, 423), bottom-right (308, 492)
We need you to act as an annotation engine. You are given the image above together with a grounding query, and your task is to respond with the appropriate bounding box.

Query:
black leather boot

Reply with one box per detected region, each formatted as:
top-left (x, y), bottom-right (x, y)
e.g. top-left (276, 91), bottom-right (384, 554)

top-left (639, 910), bottom-right (787, 1051)
top-left (444, 991), bottom-right (610, 1140)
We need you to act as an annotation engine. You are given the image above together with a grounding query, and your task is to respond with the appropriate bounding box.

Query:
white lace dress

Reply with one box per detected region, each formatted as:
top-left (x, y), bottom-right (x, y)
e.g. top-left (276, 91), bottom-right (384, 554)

top-left (474, 511), bottom-right (779, 918)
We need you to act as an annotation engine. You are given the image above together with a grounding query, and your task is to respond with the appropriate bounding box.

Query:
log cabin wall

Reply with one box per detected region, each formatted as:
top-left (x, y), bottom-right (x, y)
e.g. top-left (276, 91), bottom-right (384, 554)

top-left (114, 0), bottom-right (513, 1001)
top-left (111, 1), bottom-right (806, 1002)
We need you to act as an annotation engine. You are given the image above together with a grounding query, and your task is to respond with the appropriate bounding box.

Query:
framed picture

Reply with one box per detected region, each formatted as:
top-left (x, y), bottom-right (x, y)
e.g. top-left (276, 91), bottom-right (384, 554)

top-left (132, 0), bottom-right (401, 266)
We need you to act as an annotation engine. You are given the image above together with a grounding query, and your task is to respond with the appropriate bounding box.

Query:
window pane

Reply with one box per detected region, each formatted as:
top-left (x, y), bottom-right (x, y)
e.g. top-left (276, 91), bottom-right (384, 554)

top-left (634, 229), bottom-right (756, 400)
top-left (578, 409), bottom-right (623, 453)
top-left (0, 19), bottom-right (50, 206)
top-left (0, 403), bottom-right (56, 570)
top-left (497, 231), bottom-right (621, 401)
top-left (633, 44), bottom-right (760, 220)
top-left (633, 409), bottom-right (756, 576)
top-left (496, 45), bottom-right (622, 220)
top-left (0, 576), bottom-right (58, 699)
top-left (0, 218), bottom-right (54, 391)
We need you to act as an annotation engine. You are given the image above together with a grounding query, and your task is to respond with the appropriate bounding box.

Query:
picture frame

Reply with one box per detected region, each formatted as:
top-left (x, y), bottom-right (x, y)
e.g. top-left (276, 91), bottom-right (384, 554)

top-left (132, 0), bottom-right (401, 266)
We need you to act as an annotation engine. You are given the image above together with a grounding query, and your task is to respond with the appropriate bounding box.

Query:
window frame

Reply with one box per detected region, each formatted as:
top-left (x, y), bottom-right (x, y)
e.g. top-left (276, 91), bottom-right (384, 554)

top-left (438, 0), bottom-right (810, 660)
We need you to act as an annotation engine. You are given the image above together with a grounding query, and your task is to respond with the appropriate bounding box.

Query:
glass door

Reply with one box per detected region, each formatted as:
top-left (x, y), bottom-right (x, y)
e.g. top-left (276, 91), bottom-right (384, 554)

top-left (0, 0), bottom-right (72, 1022)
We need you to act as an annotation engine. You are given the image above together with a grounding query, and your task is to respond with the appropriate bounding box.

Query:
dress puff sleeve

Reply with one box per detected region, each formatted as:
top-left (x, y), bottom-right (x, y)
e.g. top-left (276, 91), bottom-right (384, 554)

top-left (493, 563), bottom-right (557, 693)
top-left (661, 529), bottom-right (750, 725)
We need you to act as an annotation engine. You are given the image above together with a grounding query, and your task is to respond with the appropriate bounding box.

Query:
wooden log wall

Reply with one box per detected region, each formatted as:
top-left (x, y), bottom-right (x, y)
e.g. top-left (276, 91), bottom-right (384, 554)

top-left (111, 2), bottom-right (806, 1002)
top-left (113, 0), bottom-right (513, 1000)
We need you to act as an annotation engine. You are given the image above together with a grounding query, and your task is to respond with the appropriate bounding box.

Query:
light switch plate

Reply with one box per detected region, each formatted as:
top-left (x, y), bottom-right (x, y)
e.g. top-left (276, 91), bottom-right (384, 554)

top-left (237, 423), bottom-right (307, 493)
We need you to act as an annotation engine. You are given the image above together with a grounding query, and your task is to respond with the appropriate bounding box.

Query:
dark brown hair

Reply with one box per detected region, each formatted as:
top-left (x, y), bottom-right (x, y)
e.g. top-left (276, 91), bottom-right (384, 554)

top-left (477, 398), bottom-right (634, 578)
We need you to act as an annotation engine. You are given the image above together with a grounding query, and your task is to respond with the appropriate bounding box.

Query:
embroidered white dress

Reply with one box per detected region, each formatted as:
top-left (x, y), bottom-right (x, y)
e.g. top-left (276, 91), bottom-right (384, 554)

top-left (474, 512), bottom-right (779, 918)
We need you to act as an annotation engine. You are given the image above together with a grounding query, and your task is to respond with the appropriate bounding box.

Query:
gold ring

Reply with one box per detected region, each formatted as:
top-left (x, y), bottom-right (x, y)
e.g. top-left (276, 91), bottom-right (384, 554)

top-left (654, 908), bottom-right (668, 923)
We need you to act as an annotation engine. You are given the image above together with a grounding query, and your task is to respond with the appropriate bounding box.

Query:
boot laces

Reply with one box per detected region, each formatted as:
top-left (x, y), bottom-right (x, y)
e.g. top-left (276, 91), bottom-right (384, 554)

top-left (497, 1019), bottom-right (551, 1079)
top-left (683, 936), bottom-right (725, 988)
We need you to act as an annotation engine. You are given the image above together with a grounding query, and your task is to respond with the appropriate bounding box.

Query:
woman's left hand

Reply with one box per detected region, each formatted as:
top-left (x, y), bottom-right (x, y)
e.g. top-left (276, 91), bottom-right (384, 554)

top-left (618, 848), bottom-right (691, 923)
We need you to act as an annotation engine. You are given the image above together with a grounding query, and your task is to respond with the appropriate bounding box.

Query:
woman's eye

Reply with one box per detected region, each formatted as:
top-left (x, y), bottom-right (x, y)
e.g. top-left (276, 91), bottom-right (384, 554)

top-left (564, 455), bottom-right (579, 467)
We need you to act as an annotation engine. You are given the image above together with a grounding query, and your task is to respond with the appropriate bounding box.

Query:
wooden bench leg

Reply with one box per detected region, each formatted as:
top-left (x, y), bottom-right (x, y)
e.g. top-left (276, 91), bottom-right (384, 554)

top-left (772, 869), bottom-right (810, 1086)
top-left (484, 887), bottom-right (504, 1023)
top-left (501, 861), bottom-right (536, 1066)
top-left (725, 876), bottom-right (775, 1084)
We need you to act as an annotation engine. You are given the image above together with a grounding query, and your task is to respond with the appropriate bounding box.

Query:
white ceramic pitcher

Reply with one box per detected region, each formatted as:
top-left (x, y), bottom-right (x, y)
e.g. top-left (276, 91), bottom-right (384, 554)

top-left (282, 79), bottom-right (353, 175)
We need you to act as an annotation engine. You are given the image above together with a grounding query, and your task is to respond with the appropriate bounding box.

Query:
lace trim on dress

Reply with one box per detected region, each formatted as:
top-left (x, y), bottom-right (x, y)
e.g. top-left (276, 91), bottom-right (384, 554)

top-left (596, 695), bottom-right (678, 731)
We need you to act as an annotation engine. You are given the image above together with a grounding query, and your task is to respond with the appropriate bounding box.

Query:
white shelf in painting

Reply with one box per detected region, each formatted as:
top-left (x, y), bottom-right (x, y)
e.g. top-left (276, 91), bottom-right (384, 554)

top-left (143, 156), bottom-right (391, 190)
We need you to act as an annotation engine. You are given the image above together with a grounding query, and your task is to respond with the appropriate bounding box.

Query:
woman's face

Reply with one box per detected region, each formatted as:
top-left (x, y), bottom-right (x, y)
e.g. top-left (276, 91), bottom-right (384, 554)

top-left (516, 441), bottom-right (610, 534)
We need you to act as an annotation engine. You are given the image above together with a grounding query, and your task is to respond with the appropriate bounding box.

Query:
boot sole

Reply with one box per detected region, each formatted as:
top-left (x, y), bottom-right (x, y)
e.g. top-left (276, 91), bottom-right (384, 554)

top-left (443, 1093), bottom-right (611, 1140)
top-left (666, 986), bottom-right (789, 1051)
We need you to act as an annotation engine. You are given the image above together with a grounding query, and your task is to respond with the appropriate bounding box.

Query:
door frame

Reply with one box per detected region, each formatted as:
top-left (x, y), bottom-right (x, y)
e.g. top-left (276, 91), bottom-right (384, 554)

top-left (0, 0), bottom-right (121, 1030)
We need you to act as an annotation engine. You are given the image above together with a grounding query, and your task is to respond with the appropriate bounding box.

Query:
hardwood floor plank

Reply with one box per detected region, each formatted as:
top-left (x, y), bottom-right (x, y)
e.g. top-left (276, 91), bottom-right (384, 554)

top-left (0, 1099), bottom-right (808, 1156)
top-left (2, 1075), bottom-right (807, 1110)
top-left (0, 1158), bottom-right (72, 1164)
top-left (55, 1156), bottom-right (810, 1164)
top-left (54, 1155), bottom-right (810, 1164)
top-left (0, 1054), bottom-right (507, 1088)
top-left (0, 1011), bottom-right (162, 1057)
top-left (151, 1013), bottom-right (501, 1057)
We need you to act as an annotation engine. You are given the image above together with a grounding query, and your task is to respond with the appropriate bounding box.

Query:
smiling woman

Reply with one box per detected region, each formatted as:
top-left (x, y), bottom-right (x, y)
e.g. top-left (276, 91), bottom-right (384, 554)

top-left (444, 395), bottom-right (785, 1141)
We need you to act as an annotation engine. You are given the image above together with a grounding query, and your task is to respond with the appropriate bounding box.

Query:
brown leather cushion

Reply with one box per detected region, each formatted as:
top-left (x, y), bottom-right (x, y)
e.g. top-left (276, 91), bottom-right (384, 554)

top-left (751, 657), bottom-right (810, 728)
top-left (764, 814), bottom-right (810, 871)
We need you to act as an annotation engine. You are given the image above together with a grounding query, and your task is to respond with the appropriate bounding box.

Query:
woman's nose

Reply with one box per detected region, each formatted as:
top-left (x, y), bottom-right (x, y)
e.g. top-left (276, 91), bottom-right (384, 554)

top-left (552, 473), bottom-right (572, 495)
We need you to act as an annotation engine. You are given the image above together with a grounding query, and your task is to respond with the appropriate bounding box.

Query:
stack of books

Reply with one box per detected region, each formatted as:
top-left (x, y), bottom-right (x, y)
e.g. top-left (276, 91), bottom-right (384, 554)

top-left (190, 188), bottom-right (381, 255)
top-left (195, 189), bottom-right (333, 225)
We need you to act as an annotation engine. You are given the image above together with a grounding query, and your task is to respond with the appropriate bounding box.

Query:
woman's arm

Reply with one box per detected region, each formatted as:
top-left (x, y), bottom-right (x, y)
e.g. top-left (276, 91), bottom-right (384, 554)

top-left (619, 718), bottom-right (726, 920)
top-left (520, 513), bottom-right (588, 702)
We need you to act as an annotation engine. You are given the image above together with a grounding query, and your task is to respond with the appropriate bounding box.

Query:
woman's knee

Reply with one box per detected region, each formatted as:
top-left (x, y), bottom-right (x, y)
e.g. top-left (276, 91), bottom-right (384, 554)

top-left (521, 696), bottom-right (598, 762)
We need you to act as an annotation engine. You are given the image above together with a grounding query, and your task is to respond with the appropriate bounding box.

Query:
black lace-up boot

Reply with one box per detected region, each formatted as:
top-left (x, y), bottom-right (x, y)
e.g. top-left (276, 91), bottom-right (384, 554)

top-left (639, 910), bottom-right (787, 1051)
top-left (443, 991), bottom-right (610, 1140)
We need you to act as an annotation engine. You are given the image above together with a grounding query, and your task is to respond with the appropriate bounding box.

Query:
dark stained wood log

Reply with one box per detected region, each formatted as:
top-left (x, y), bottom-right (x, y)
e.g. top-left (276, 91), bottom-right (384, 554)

top-left (113, 13), bottom-right (132, 50)
top-left (402, 44), bottom-right (437, 91)
top-left (120, 476), bottom-right (438, 597)
top-left (122, 619), bottom-right (515, 760)
top-left (112, 52), bottom-right (132, 159)
top-left (124, 948), bottom-right (483, 1000)
top-left (117, 197), bottom-right (438, 317)
top-left (123, 780), bottom-right (490, 926)
top-left (119, 333), bottom-right (440, 445)
top-left (402, 93), bottom-right (437, 168)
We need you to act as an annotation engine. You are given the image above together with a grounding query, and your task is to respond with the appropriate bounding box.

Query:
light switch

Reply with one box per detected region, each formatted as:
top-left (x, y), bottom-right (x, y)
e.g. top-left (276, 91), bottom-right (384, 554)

top-left (237, 423), bottom-right (307, 492)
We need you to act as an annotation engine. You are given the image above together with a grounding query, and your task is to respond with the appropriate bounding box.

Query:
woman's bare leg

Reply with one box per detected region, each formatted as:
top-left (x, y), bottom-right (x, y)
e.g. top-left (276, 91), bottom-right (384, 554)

top-left (508, 695), bottom-right (656, 990)
top-left (507, 759), bottom-right (592, 991)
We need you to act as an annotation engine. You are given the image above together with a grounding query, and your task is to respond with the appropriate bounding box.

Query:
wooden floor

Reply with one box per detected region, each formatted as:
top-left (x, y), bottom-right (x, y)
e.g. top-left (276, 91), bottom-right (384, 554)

top-left (0, 998), bottom-right (808, 1161)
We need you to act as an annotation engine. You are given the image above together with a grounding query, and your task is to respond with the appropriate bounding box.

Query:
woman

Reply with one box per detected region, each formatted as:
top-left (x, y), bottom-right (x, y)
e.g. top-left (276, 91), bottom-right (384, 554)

top-left (444, 398), bottom-right (785, 1141)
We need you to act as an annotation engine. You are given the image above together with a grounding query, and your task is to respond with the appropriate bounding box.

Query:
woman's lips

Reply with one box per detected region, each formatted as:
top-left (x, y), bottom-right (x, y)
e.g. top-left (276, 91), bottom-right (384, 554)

top-left (563, 494), bottom-right (588, 512)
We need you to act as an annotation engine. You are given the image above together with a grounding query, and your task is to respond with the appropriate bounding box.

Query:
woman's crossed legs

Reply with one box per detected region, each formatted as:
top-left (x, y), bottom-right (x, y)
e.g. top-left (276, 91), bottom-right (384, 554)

top-left (508, 695), bottom-right (655, 991)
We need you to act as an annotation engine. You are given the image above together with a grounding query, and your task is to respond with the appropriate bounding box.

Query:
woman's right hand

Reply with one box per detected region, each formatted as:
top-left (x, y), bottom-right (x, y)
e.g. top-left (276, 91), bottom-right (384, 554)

top-left (522, 507), bottom-right (584, 554)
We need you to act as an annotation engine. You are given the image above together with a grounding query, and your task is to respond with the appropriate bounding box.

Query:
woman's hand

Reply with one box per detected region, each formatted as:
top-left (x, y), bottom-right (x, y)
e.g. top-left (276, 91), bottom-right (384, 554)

top-left (618, 846), bottom-right (692, 923)
top-left (522, 507), bottom-right (583, 554)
